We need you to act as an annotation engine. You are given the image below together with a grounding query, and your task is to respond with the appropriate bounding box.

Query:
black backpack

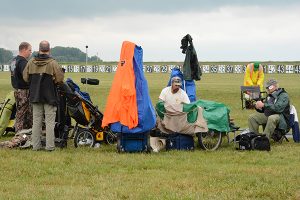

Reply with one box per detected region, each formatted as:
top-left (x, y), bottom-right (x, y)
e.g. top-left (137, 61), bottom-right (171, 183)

top-left (238, 132), bottom-right (270, 151)
top-left (238, 132), bottom-right (257, 150)
top-left (251, 135), bottom-right (271, 151)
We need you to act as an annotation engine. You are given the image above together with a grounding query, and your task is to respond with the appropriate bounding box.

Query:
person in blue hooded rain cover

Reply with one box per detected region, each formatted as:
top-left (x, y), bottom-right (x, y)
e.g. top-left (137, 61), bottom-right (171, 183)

top-left (159, 76), bottom-right (190, 105)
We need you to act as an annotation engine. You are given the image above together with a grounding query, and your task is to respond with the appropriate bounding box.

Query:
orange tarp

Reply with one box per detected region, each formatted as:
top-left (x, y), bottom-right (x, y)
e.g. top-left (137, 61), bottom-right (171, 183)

top-left (102, 41), bottom-right (138, 129)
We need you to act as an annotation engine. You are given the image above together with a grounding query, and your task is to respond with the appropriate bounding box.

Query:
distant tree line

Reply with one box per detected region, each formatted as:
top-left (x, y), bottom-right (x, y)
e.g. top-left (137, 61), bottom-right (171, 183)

top-left (34, 46), bottom-right (102, 62)
top-left (0, 46), bottom-right (101, 64)
top-left (0, 48), bottom-right (14, 64)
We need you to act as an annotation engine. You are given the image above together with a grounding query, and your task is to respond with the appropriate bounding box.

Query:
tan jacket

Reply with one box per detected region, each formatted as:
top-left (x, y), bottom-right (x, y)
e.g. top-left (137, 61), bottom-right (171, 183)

top-left (23, 54), bottom-right (64, 105)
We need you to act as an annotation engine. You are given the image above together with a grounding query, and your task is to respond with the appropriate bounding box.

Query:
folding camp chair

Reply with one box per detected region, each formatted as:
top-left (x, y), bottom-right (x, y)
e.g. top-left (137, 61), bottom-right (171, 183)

top-left (240, 86), bottom-right (264, 110)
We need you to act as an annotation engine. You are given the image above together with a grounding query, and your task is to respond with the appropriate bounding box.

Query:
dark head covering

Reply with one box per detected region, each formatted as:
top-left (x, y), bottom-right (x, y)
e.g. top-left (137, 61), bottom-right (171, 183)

top-left (266, 79), bottom-right (278, 88)
top-left (253, 62), bottom-right (260, 71)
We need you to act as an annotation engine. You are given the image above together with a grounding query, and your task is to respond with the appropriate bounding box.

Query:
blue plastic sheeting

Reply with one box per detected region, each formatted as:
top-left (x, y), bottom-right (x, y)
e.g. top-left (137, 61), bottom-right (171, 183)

top-left (290, 111), bottom-right (300, 142)
top-left (184, 80), bottom-right (196, 102)
top-left (65, 78), bottom-right (91, 102)
top-left (111, 45), bottom-right (156, 133)
top-left (167, 68), bottom-right (184, 88)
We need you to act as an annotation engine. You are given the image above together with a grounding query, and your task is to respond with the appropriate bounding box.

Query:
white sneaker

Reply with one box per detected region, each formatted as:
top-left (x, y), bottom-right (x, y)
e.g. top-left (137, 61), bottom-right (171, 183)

top-left (153, 148), bottom-right (159, 153)
top-left (86, 139), bottom-right (92, 144)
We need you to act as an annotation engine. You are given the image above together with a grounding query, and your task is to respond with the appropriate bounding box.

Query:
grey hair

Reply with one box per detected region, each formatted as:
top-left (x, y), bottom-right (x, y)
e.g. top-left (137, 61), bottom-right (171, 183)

top-left (171, 76), bottom-right (181, 83)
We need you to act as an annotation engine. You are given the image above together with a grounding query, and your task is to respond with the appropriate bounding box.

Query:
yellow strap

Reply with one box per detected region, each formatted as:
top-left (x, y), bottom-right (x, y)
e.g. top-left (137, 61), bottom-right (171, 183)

top-left (81, 102), bottom-right (91, 122)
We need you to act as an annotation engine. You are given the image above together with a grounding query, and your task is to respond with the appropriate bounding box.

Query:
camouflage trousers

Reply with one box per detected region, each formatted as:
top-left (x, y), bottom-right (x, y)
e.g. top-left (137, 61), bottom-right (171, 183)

top-left (14, 89), bottom-right (33, 133)
top-left (0, 132), bottom-right (30, 148)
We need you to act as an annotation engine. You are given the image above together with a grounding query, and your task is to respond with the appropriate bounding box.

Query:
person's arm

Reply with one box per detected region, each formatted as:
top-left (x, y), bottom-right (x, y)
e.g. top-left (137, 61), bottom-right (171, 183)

top-left (244, 64), bottom-right (254, 86)
top-left (256, 64), bottom-right (265, 91)
top-left (19, 59), bottom-right (28, 74)
top-left (255, 100), bottom-right (264, 110)
top-left (53, 62), bottom-right (64, 84)
top-left (181, 89), bottom-right (190, 104)
top-left (22, 61), bottom-right (30, 83)
top-left (158, 88), bottom-right (166, 102)
top-left (264, 93), bottom-right (289, 113)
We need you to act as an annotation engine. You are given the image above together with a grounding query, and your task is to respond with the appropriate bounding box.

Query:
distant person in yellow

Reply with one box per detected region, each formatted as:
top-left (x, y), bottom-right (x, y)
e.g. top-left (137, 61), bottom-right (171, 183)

top-left (244, 62), bottom-right (264, 92)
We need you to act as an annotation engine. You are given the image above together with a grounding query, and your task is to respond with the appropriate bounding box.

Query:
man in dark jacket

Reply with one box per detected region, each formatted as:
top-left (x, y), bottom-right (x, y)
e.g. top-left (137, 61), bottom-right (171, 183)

top-left (248, 79), bottom-right (290, 139)
top-left (23, 40), bottom-right (64, 151)
top-left (13, 42), bottom-right (33, 133)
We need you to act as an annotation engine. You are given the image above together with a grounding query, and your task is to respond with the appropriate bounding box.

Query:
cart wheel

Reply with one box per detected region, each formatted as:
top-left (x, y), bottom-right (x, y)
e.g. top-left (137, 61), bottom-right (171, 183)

top-left (74, 129), bottom-right (95, 148)
top-left (198, 130), bottom-right (222, 151)
top-left (105, 130), bottom-right (117, 145)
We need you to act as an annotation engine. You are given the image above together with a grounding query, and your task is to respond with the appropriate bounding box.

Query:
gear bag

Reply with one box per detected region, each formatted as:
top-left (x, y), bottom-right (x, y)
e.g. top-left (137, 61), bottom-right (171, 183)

top-left (9, 57), bottom-right (17, 89)
top-left (238, 132), bottom-right (270, 151)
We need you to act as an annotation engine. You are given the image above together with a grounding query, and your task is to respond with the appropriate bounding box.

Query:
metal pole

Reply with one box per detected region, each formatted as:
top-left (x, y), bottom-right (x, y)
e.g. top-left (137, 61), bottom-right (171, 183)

top-left (85, 45), bottom-right (88, 91)
top-left (85, 45), bottom-right (88, 66)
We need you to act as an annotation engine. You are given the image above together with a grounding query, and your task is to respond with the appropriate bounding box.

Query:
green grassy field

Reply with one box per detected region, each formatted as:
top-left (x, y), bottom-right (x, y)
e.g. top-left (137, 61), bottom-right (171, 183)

top-left (0, 72), bottom-right (299, 200)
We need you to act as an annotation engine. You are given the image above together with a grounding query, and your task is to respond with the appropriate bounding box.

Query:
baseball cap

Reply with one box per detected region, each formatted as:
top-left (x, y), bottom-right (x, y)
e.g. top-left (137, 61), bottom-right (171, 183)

top-left (266, 79), bottom-right (278, 89)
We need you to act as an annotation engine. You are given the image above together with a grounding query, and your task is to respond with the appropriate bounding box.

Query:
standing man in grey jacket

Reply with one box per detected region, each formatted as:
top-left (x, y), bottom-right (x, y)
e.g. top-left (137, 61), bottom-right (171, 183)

top-left (23, 40), bottom-right (64, 151)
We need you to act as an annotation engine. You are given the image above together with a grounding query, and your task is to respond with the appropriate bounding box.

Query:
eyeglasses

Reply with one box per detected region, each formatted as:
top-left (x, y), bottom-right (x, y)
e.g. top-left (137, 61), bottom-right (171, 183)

top-left (266, 85), bottom-right (274, 90)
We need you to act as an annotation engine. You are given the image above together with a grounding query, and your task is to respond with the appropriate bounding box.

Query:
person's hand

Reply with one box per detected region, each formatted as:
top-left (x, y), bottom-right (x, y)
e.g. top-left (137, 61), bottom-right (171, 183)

top-left (255, 101), bottom-right (264, 110)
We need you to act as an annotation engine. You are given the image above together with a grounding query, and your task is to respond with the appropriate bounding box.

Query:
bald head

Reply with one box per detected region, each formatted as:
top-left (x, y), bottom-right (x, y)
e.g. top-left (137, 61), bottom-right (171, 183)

top-left (39, 40), bottom-right (50, 53)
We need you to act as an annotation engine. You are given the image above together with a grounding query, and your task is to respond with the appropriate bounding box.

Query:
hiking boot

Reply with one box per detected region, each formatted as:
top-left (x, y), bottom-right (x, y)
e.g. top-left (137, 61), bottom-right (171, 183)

top-left (32, 147), bottom-right (45, 151)
top-left (19, 140), bottom-right (32, 149)
top-left (45, 148), bottom-right (55, 152)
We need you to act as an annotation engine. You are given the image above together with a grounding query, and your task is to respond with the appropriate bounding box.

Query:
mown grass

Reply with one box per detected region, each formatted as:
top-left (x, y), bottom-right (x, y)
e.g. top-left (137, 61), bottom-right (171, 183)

top-left (0, 72), bottom-right (300, 200)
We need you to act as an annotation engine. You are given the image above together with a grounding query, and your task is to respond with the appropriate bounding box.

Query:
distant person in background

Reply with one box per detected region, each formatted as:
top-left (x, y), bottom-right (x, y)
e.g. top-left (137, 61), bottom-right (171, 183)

top-left (159, 76), bottom-right (190, 105)
top-left (244, 62), bottom-right (265, 92)
top-left (13, 42), bottom-right (33, 133)
top-left (23, 40), bottom-right (64, 151)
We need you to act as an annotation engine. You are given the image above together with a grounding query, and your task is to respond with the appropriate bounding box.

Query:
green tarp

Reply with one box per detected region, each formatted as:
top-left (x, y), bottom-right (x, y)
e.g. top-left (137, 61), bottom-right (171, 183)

top-left (156, 99), bottom-right (230, 132)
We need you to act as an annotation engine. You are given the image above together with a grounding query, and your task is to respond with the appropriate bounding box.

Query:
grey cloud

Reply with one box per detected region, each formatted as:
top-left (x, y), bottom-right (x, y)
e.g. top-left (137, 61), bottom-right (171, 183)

top-left (1, 0), bottom-right (299, 20)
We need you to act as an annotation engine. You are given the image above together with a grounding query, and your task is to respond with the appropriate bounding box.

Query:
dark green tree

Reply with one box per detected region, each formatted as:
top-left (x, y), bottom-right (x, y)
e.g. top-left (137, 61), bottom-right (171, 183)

top-left (51, 46), bottom-right (87, 62)
top-left (89, 55), bottom-right (102, 62)
top-left (0, 48), bottom-right (14, 64)
top-left (32, 46), bottom-right (102, 63)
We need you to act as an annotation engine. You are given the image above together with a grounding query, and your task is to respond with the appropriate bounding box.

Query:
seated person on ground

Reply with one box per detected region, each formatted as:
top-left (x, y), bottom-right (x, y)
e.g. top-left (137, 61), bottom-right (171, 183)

top-left (156, 76), bottom-right (207, 135)
top-left (248, 79), bottom-right (290, 140)
top-left (159, 76), bottom-right (190, 105)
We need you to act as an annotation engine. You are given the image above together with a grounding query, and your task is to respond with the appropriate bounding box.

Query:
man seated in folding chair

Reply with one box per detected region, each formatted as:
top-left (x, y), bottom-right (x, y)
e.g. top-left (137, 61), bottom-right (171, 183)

top-left (242, 62), bottom-right (265, 109)
top-left (248, 79), bottom-right (290, 142)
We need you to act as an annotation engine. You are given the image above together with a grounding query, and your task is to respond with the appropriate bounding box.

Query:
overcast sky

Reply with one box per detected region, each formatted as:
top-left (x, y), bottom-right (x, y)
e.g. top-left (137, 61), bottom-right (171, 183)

top-left (1, 0), bottom-right (300, 61)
